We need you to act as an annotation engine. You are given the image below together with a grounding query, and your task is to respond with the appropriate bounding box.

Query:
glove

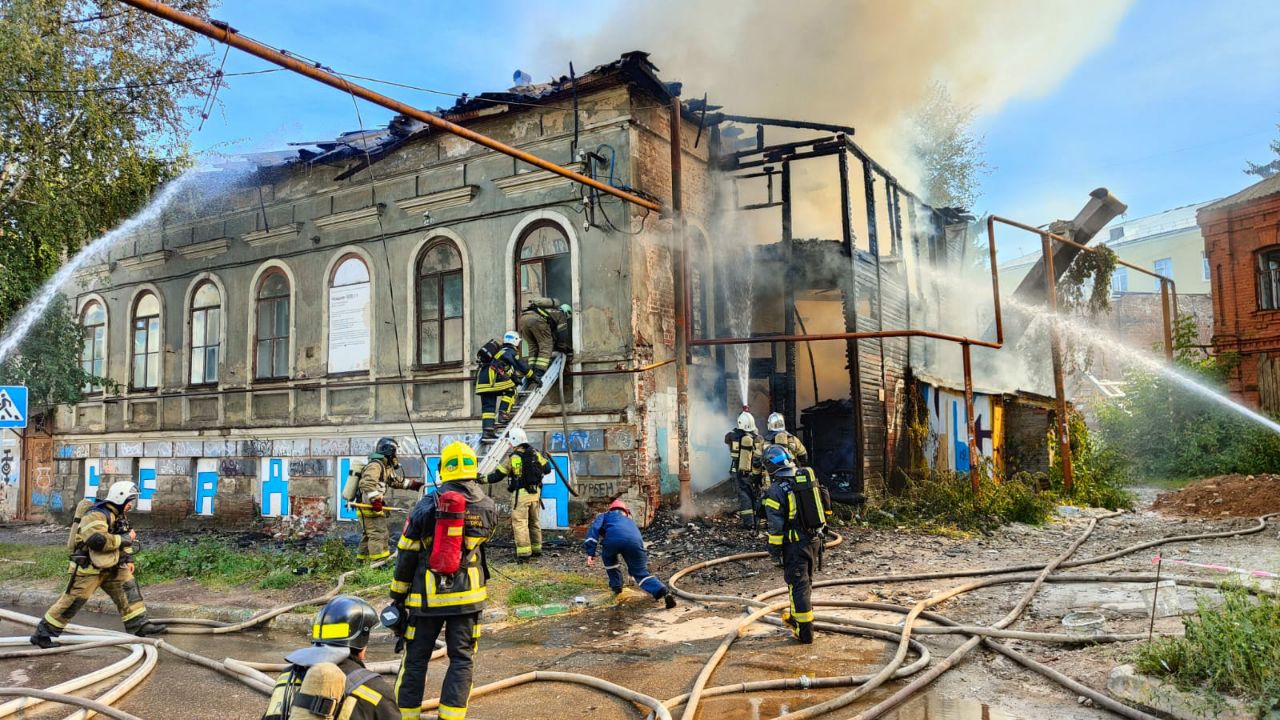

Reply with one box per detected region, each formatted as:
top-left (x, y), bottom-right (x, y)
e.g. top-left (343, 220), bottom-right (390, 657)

top-left (406, 480), bottom-right (424, 492)
top-left (371, 497), bottom-right (385, 513)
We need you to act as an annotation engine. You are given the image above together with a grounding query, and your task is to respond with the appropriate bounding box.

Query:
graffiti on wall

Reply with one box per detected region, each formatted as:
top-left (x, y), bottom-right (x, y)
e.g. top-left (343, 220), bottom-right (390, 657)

top-left (920, 384), bottom-right (1001, 473)
top-left (195, 459), bottom-right (219, 516)
top-left (259, 457), bottom-right (290, 517)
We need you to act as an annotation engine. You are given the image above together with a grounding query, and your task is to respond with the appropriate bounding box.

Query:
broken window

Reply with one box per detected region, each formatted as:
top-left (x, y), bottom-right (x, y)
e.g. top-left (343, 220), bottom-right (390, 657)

top-left (1258, 247), bottom-right (1280, 310)
top-left (416, 240), bottom-right (463, 367)
top-left (189, 282), bottom-right (221, 385)
top-left (131, 293), bottom-right (161, 390)
top-left (1111, 267), bottom-right (1128, 295)
top-left (516, 222), bottom-right (571, 315)
top-left (80, 300), bottom-right (106, 393)
top-left (328, 256), bottom-right (372, 374)
top-left (255, 271), bottom-right (291, 380)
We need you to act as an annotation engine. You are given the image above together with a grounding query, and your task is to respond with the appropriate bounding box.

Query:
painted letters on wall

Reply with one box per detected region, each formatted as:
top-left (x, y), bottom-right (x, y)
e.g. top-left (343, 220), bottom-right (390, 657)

top-left (920, 384), bottom-right (1001, 473)
top-left (259, 457), bottom-right (290, 517)
top-left (335, 456), bottom-right (361, 522)
top-left (195, 459), bottom-right (219, 516)
top-left (136, 458), bottom-right (157, 512)
top-left (84, 458), bottom-right (102, 500)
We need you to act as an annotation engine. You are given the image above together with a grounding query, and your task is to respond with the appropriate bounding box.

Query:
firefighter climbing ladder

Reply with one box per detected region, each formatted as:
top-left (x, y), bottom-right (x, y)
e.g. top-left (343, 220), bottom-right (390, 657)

top-left (477, 352), bottom-right (567, 477)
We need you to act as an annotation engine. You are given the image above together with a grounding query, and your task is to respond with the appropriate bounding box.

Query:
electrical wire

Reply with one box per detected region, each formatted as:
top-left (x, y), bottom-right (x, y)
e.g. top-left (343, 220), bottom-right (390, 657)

top-left (0, 68), bottom-right (283, 94)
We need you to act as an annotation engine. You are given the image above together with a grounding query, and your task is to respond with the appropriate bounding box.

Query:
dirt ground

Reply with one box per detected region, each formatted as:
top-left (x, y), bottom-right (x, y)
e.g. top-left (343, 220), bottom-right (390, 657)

top-left (3, 485), bottom-right (1278, 718)
top-left (1151, 473), bottom-right (1280, 517)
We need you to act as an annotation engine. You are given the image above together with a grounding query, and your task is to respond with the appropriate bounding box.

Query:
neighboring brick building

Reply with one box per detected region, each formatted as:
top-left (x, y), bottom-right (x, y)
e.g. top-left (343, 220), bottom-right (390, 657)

top-left (1198, 174), bottom-right (1280, 412)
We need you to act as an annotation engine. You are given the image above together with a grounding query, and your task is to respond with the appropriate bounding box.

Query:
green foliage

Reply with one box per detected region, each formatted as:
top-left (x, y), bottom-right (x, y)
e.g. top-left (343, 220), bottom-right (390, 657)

top-left (869, 468), bottom-right (1055, 533)
top-left (1244, 121), bottom-right (1280, 179)
top-left (490, 564), bottom-right (605, 608)
top-left (1059, 246), bottom-right (1117, 317)
top-left (0, 543), bottom-right (68, 581)
top-left (1050, 411), bottom-right (1135, 510)
top-left (1134, 584), bottom-right (1280, 713)
top-left (0, 0), bottom-right (213, 327)
top-left (0, 294), bottom-right (112, 416)
top-left (1095, 314), bottom-right (1280, 480)
top-left (910, 82), bottom-right (990, 210)
top-left (136, 537), bottom-right (361, 591)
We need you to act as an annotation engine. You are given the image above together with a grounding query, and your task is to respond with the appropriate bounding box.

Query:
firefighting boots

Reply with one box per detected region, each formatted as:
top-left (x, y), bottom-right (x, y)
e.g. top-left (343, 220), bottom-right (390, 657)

top-left (29, 620), bottom-right (59, 649)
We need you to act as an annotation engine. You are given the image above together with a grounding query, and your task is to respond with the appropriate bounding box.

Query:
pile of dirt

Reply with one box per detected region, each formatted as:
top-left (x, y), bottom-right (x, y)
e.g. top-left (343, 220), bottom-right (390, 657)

top-left (1152, 474), bottom-right (1280, 517)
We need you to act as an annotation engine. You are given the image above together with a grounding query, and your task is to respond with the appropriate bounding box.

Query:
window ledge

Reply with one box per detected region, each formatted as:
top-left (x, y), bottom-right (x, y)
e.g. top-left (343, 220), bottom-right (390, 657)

top-left (243, 223), bottom-right (302, 247)
top-left (493, 162), bottom-right (584, 196)
top-left (396, 185), bottom-right (479, 215)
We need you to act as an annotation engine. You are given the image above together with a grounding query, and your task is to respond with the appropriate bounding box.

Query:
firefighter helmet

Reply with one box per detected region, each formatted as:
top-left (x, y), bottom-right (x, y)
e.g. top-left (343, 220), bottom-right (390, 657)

top-left (106, 481), bottom-right (139, 508)
top-left (767, 412), bottom-right (786, 433)
top-left (559, 303), bottom-right (572, 316)
top-left (309, 595), bottom-right (378, 650)
top-left (736, 411), bottom-right (758, 434)
top-left (608, 498), bottom-right (631, 516)
top-left (763, 444), bottom-right (796, 475)
top-left (440, 441), bottom-right (478, 483)
top-left (375, 436), bottom-right (398, 459)
top-left (507, 426), bottom-right (529, 447)
top-left (502, 330), bottom-right (521, 347)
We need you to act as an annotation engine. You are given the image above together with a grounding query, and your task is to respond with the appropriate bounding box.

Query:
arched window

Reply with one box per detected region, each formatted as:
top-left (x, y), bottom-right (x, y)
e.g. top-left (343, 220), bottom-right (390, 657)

top-left (416, 240), bottom-right (463, 367)
top-left (516, 222), bottom-right (571, 315)
top-left (131, 293), bottom-right (161, 390)
top-left (1258, 247), bottom-right (1280, 310)
top-left (189, 282), bottom-right (221, 385)
top-left (255, 271), bottom-right (291, 380)
top-left (80, 301), bottom-right (106, 392)
top-left (328, 256), bottom-right (372, 374)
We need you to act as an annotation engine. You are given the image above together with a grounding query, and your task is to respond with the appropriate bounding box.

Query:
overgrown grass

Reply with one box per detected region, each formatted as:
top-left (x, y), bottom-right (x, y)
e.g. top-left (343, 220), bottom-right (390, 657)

top-left (486, 563), bottom-right (605, 607)
top-left (0, 544), bottom-right (69, 581)
top-left (1133, 584), bottom-right (1280, 714)
top-left (868, 470), bottom-right (1056, 533)
top-left (138, 537), bottom-right (361, 591)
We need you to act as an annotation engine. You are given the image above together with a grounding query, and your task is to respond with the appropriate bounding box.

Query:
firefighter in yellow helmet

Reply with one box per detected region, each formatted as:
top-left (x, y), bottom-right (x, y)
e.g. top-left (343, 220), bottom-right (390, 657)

top-left (260, 595), bottom-right (398, 719)
top-left (389, 442), bottom-right (497, 720)
top-left (31, 481), bottom-right (166, 648)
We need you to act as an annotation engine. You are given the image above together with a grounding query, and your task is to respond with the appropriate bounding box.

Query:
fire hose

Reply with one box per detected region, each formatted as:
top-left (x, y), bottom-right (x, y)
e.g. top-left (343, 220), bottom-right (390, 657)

top-left (2, 512), bottom-right (1273, 719)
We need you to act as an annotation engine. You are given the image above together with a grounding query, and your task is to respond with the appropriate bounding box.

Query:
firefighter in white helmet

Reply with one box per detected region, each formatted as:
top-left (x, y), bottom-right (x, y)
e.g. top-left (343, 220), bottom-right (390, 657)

top-left (765, 412), bottom-right (809, 466)
top-left (724, 411), bottom-right (765, 528)
top-left (484, 426), bottom-right (551, 562)
top-left (31, 481), bottom-right (166, 647)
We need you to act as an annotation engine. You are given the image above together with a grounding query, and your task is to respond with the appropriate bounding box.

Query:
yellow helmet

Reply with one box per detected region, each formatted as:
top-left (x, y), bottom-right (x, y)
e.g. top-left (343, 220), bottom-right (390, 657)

top-left (440, 441), bottom-right (478, 482)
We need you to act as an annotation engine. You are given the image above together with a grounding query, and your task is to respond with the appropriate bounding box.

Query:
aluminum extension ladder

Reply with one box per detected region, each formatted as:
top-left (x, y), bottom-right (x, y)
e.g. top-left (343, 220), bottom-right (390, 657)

top-left (476, 352), bottom-right (566, 477)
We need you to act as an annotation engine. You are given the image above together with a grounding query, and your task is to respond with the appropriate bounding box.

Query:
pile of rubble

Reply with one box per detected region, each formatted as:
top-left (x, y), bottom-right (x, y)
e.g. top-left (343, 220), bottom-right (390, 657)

top-left (1152, 474), bottom-right (1280, 518)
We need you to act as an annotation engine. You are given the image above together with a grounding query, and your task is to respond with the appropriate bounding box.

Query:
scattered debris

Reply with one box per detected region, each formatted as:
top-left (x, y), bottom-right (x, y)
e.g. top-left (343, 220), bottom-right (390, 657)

top-left (1152, 474), bottom-right (1280, 518)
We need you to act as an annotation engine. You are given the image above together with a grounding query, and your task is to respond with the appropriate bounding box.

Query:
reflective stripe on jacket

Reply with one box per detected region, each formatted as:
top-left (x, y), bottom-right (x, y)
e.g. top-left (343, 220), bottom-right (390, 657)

top-left (390, 480), bottom-right (497, 616)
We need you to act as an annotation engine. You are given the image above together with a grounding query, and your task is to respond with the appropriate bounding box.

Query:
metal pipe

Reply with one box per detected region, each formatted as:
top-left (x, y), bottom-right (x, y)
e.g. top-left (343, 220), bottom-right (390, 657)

top-left (116, 0), bottom-right (662, 213)
top-left (1041, 234), bottom-right (1075, 495)
top-left (782, 161), bottom-right (797, 430)
top-left (985, 216), bottom-right (1004, 344)
top-left (715, 113), bottom-right (856, 136)
top-left (691, 329), bottom-right (1001, 349)
top-left (570, 359), bottom-right (674, 377)
top-left (961, 342), bottom-right (980, 495)
top-left (670, 95), bottom-right (694, 512)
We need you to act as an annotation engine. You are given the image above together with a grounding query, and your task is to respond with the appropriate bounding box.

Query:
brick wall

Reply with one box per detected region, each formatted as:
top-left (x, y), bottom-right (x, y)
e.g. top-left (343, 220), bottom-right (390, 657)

top-left (1199, 192), bottom-right (1280, 408)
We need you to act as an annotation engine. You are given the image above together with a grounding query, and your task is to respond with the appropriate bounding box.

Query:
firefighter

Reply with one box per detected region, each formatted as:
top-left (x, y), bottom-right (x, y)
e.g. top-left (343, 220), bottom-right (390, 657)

top-left (518, 297), bottom-right (572, 386)
top-left (474, 332), bottom-right (529, 440)
top-left (484, 426), bottom-right (549, 562)
top-left (389, 441), bottom-right (497, 720)
top-left (30, 481), bottom-right (166, 648)
top-left (260, 595), bottom-right (399, 720)
top-left (724, 411), bottom-right (765, 528)
top-left (355, 437), bottom-right (424, 562)
top-left (765, 412), bottom-right (809, 466)
top-left (761, 444), bottom-right (830, 645)
top-left (583, 499), bottom-right (677, 609)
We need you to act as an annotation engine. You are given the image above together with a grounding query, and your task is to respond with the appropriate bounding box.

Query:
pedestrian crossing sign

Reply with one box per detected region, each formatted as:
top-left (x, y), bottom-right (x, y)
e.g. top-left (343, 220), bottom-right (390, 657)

top-left (0, 386), bottom-right (26, 429)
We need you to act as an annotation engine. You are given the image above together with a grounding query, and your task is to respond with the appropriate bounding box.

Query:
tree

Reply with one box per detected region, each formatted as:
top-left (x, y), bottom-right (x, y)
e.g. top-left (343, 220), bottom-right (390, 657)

top-left (909, 82), bottom-right (991, 210)
top-left (1244, 122), bottom-right (1280, 179)
top-left (0, 0), bottom-right (214, 329)
top-left (0, 294), bottom-right (110, 425)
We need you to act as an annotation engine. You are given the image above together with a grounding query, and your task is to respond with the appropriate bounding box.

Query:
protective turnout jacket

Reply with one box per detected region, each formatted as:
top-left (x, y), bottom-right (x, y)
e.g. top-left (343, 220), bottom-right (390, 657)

top-left (488, 447), bottom-right (550, 493)
top-left (263, 655), bottom-right (399, 720)
top-left (765, 430), bottom-right (809, 466)
top-left (763, 477), bottom-right (813, 549)
top-left (581, 508), bottom-right (643, 558)
top-left (474, 344), bottom-right (528, 394)
top-left (356, 454), bottom-right (408, 503)
top-left (521, 297), bottom-right (572, 352)
top-left (70, 502), bottom-right (133, 574)
top-left (391, 481), bottom-right (497, 616)
top-left (724, 429), bottom-right (764, 478)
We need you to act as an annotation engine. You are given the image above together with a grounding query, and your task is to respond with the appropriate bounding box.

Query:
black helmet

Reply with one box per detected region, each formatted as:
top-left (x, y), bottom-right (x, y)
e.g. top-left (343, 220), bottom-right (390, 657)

top-left (763, 444), bottom-right (795, 475)
top-left (310, 595), bottom-right (378, 650)
top-left (375, 436), bottom-right (398, 459)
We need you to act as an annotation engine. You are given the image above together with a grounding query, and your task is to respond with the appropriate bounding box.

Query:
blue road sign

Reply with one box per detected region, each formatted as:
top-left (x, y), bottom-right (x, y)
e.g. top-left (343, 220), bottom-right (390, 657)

top-left (0, 386), bottom-right (27, 429)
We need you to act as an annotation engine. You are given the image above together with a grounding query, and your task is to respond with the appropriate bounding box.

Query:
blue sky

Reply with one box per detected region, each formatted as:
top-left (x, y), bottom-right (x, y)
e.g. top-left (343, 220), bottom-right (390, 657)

top-left (192, 0), bottom-right (1279, 258)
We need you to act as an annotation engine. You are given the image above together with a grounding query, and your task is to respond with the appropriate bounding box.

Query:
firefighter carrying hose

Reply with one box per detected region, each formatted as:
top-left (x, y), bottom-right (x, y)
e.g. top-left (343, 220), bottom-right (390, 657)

top-left (583, 499), bottom-right (677, 609)
top-left (475, 332), bottom-right (529, 440)
top-left (484, 426), bottom-right (549, 562)
top-left (388, 441), bottom-right (497, 720)
top-left (518, 297), bottom-right (572, 387)
top-left (354, 437), bottom-right (423, 562)
top-left (724, 411), bottom-right (765, 528)
top-left (30, 481), bottom-right (166, 648)
top-left (762, 444), bottom-right (832, 645)
top-left (765, 412), bottom-right (809, 466)
top-left (260, 595), bottom-right (398, 720)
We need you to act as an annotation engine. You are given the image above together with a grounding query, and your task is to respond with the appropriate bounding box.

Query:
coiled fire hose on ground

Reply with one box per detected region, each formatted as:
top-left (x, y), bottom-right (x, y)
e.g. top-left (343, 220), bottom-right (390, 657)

top-left (1, 512), bottom-right (1274, 719)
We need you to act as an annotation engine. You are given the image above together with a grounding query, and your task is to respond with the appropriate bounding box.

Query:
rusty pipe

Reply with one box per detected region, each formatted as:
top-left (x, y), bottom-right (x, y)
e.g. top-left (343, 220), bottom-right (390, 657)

top-left (1041, 234), bottom-right (1075, 495)
top-left (116, 0), bottom-right (662, 213)
top-left (1161, 279), bottom-right (1174, 361)
top-left (690, 329), bottom-right (1001, 350)
top-left (569, 359), bottom-right (674, 377)
top-left (985, 215), bottom-right (1004, 344)
top-left (961, 342), bottom-right (980, 495)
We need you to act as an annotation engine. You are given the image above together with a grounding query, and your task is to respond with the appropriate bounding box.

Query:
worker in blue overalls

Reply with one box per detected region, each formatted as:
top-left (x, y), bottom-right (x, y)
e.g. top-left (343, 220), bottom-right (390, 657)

top-left (582, 499), bottom-right (676, 609)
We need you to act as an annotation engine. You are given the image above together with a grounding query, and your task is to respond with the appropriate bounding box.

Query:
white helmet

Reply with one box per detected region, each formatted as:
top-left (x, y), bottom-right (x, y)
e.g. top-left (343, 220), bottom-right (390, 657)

top-left (767, 412), bottom-right (786, 433)
top-left (107, 481), bottom-right (139, 507)
top-left (507, 426), bottom-right (529, 447)
top-left (502, 330), bottom-right (521, 347)
top-left (736, 411), bottom-right (757, 434)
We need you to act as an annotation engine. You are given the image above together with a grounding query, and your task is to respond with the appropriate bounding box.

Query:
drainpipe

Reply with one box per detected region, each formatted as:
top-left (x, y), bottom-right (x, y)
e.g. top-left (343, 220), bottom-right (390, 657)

top-left (670, 96), bottom-right (693, 514)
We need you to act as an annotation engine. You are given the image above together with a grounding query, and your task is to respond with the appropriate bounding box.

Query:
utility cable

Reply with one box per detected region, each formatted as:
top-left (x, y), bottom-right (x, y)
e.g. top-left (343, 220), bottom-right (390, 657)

top-left (0, 68), bottom-right (282, 94)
